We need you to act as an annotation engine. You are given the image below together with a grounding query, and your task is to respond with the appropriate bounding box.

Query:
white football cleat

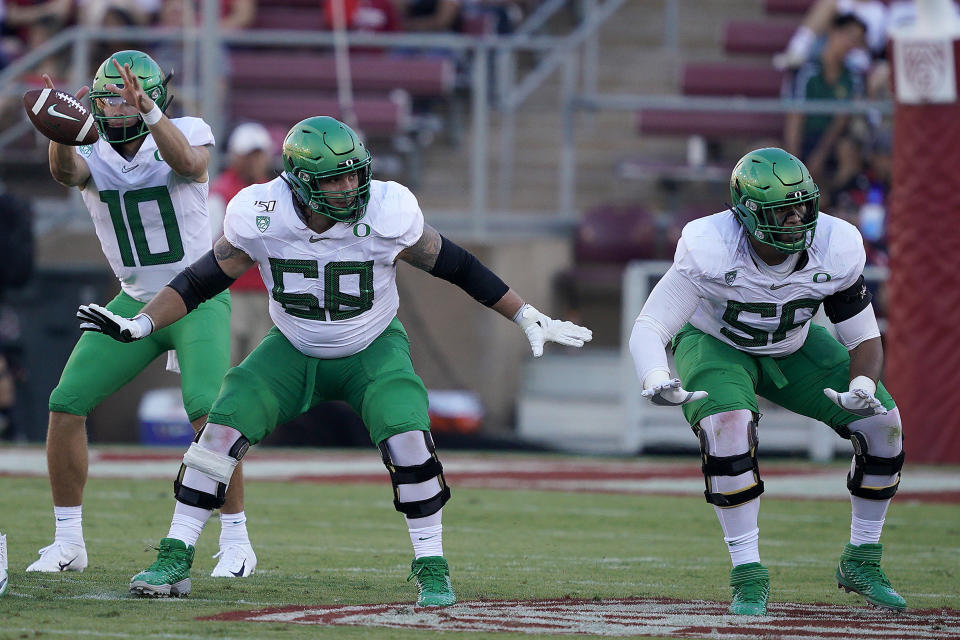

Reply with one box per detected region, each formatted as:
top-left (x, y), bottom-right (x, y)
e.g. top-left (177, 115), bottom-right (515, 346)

top-left (25, 541), bottom-right (88, 573)
top-left (210, 543), bottom-right (256, 578)
top-left (1, 533), bottom-right (8, 597)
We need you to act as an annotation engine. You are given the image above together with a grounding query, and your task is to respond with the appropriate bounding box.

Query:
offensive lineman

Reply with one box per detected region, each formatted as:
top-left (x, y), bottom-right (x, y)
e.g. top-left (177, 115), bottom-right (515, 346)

top-left (77, 116), bottom-right (593, 603)
top-left (27, 51), bottom-right (256, 578)
top-left (629, 148), bottom-right (904, 614)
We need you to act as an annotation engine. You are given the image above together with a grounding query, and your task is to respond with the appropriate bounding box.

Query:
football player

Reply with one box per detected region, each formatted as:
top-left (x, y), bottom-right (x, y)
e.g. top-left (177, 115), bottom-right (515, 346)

top-left (27, 50), bottom-right (256, 579)
top-left (629, 148), bottom-right (904, 614)
top-left (77, 115), bottom-right (592, 603)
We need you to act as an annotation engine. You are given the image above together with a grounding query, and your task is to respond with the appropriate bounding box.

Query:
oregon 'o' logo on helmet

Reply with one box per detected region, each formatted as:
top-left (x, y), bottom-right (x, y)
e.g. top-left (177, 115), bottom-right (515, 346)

top-left (89, 50), bottom-right (170, 144)
top-left (280, 116), bottom-right (373, 224)
top-left (729, 147), bottom-right (820, 254)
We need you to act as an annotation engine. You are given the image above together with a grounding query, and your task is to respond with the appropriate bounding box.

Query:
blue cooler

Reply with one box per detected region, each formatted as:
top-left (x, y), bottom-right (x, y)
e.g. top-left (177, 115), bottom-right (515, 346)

top-left (138, 388), bottom-right (195, 446)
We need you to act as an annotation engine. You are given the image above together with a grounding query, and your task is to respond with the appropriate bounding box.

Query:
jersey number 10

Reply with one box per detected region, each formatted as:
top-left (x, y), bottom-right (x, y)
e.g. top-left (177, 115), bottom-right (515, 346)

top-left (100, 186), bottom-right (184, 267)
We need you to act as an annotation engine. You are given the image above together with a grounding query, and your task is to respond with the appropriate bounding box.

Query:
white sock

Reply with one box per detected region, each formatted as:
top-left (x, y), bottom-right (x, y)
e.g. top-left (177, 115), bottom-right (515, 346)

top-left (167, 512), bottom-right (208, 548)
top-left (53, 506), bottom-right (84, 547)
top-left (725, 528), bottom-right (760, 566)
top-left (219, 511), bottom-right (250, 547)
top-left (409, 523), bottom-right (443, 558)
top-left (850, 515), bottom-right (885, 546)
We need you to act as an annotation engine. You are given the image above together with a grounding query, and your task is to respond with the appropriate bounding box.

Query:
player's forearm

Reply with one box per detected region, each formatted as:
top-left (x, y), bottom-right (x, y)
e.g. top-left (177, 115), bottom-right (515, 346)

top-left (490, 289), bottom-right (524, 321)
top-left (847, 336), bottom-right (884, 388)
top-left (48, 141), bottom-right (87, 186)
top-left (139, 286), bottom-right (190, 332)
top-left (147, 115), bottom-right (208, 180)
top-left (629, 265), bottom-right (700, 388)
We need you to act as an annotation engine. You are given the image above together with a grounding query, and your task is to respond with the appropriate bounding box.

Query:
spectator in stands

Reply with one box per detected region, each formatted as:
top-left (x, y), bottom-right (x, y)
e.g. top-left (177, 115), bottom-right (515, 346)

top-left (774, 0), bottom-right (887, 71)
top-left (399, 0), bottom-right (463, 33)
top-left (322, 0), bottom-right (401, 33)
top-left (1, 0), bottom-right (72, 77)
top-left (78, 0), bottom-right (160, 27)
top-left (783, 13), bottom-right (867, 185)
top-left (461, 0), bottom-right (531, 34)
top-left (210, 122), bottom-right (277, 364)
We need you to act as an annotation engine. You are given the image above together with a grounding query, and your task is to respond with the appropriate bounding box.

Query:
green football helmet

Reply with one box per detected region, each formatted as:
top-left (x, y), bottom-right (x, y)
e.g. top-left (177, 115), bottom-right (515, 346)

top-left (729, 147), bottom-right (820, 253)
top-left (281, 116), bottom-right (372, 224)
top-left (89, 50), bottom-right (170, 143)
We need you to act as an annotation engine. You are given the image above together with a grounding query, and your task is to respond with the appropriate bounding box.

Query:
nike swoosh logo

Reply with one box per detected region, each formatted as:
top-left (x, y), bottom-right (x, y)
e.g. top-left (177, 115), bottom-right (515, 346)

top-left (121, 165), bottom-right (139, 173)
top-left (59, 556), bottom-right (78, 571)
top-left (47, 104), bottom-right (80, 122)
top-left (230, 561), bottom-right (246, 577)
top-left (770, 283), bottom-right (790, 290)
top-left (308, 236), bottom-right (324, 243)
top-left (417, 535), bottom-right (437, 541)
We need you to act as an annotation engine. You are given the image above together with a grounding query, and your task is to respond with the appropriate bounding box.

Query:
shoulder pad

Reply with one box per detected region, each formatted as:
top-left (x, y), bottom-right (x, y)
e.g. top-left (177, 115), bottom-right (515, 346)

top-left (365, 181), bottom-right (423, 239)
top-left (675, 211), bottom-right (740, 280)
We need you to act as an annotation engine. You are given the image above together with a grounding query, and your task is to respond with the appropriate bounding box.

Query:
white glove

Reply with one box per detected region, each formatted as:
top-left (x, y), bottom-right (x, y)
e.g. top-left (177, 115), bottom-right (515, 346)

top-left (513, 303), bottom-right (592, 358)
top-left (641, 371), bottom-right (708, 407)
top-left (77, 303), bottom-right (154, 343)
top-left (824, 376), bottom-right (887, 417)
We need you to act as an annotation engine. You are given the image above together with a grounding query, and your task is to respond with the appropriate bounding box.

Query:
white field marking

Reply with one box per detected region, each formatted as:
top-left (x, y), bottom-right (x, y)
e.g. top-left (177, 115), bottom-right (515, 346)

top-left (206, 597), bottom-right (960, 638)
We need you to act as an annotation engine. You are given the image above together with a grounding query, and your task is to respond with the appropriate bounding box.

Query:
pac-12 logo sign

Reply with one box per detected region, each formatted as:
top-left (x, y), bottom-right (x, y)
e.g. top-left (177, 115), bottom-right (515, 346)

top-left (256, 216), bottom-right (271, 233)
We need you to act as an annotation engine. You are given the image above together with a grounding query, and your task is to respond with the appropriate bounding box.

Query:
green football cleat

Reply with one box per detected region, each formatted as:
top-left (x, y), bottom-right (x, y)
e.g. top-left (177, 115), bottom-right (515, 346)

top-left (836, 543), bottom-right (906, 611)
top-left (729, 562), bottom-right (770, 615)
top-left (407, 556), bottom-right (457, 607)
top-left (130, 538), bottom-right (194, 598)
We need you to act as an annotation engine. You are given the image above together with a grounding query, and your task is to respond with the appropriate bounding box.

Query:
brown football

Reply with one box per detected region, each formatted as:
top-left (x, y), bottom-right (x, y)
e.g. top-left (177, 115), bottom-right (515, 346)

top-left (23, 88), bottom-right (99, 146)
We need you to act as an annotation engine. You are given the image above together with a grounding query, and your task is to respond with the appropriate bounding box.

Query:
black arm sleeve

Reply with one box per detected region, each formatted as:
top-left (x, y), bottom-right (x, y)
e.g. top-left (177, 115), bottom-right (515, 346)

top-left (167, 250), bottom-right (236, 312)
top-left (823, 274), bottom-right (873, 323)
top-left (428, 235), bottom-right (510, 307)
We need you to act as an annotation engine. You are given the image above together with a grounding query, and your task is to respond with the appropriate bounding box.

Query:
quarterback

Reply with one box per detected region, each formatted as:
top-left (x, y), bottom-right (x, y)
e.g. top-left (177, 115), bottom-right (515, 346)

top-left (78, 116), bottom-right (592, 603)
top-left (28, 51), bottom-right (255, 578)
top-left (629, 148), bottom-right (904, 614)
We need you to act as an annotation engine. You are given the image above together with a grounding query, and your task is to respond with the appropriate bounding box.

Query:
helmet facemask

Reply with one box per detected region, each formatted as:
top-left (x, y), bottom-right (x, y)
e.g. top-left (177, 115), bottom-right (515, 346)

top-left (286, 159), bottom-right (372, 224)
top-left (735, 187), bottom-right (819, 253)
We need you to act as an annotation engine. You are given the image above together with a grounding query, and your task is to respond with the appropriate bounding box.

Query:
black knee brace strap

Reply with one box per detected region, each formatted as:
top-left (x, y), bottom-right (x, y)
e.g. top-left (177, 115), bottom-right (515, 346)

top-left (379, 432), bottom-right (451, 518)
top-left (173, 427), bottom-right (249, 510)
top-left (847, 431), bottom-right (904, 500)
top-left (694, 418), bottom-right (764, 508)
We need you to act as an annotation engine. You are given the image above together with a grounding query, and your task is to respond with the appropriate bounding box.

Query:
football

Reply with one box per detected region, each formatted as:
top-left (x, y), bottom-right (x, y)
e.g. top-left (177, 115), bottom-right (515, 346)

top-left (23, 88), bottom-right (98, 146)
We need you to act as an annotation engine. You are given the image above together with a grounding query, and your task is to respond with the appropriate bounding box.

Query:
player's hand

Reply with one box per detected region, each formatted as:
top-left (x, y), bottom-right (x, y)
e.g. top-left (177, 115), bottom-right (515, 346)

top-left (513, 303), bottom-right (592, 358)
top-left (823, 386), bottom-right (886, 417)
top-left (106, 60), bottom-right (154, 113)
top-left (641, 378), bottom-right (708, 406)
top-left (41, 73), bottom-right (89, 101)
top-left (77, 303), bottom-right (153, 343)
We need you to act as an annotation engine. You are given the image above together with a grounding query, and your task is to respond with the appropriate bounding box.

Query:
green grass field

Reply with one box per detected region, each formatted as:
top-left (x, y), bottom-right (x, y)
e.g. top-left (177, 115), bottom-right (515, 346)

top-left (1, 457), bottom-right (958, 640)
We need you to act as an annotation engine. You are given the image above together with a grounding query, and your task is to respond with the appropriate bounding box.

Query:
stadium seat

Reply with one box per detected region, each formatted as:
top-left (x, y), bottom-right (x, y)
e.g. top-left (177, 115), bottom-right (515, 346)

top-left (636, 109), bottom-right (785, 140)
top-left (229, 52), bottom-right (455, 97)
top-left (723, 20), bottom-right (795, 55)
top-left (681, 63), bottom-right (785, 98)
top-left (252, 6), bottom-right (324, 30)
top-left (764, 0), bottom-right (817, 15)
top-left (230, 92), bottom-right (411, 137)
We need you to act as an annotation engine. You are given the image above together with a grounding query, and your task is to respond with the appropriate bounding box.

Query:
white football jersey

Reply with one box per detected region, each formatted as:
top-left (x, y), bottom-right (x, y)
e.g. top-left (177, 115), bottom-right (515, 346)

top-left (223, 178), bottom-right (424, 358)
top-left (77, 117), bottom-right (215, 301)
top-left (676, 210), bottom-right (865, 357)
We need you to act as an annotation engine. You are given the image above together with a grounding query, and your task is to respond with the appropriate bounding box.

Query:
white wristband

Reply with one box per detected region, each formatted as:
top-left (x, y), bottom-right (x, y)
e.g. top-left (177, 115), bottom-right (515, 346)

top-left (513, 303), bottom-right (534, 325)
top-left (141, 103), bottom-right (163, 126)
top-left (849, 375), bottom-right (877, 395)
top-left (132, 313), bottom-right (155, 337)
